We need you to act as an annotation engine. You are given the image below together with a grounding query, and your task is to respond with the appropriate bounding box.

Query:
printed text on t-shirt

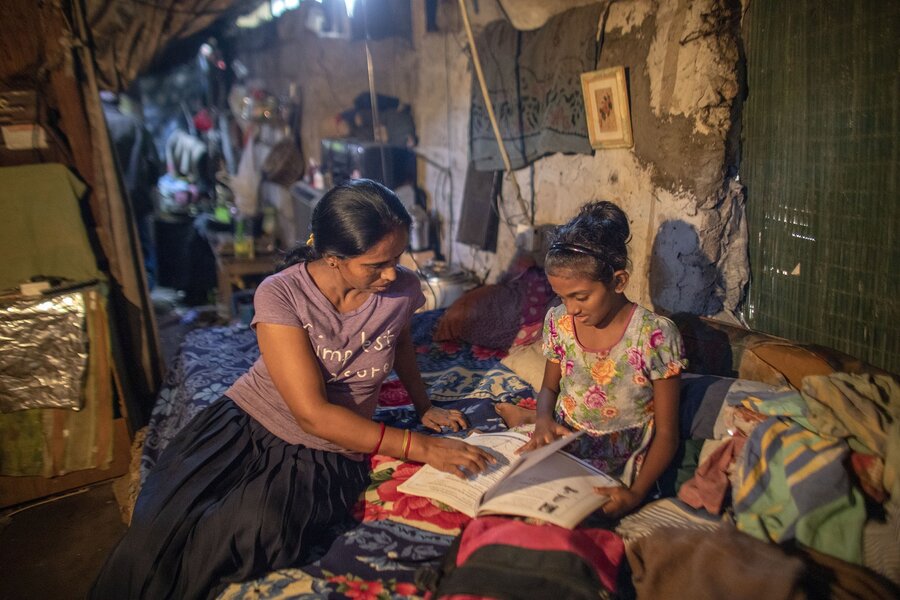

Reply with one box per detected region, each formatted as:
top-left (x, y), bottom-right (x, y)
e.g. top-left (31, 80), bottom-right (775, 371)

top-left (309, 327), bottom-right (396, 382)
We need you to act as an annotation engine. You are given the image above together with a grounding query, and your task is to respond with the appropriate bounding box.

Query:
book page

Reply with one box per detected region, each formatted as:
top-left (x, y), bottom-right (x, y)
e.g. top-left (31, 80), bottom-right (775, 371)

top-left (477, 452), bottom-right (620, 528)
top-left (483, 429), bottom-right (586, 498)
top-left (397, 431), bottom-right (531, 517)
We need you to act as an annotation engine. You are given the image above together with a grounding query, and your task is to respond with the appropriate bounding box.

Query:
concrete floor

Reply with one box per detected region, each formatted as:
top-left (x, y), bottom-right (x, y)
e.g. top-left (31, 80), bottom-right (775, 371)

top-left (0, 481), bottom-right (126, 599)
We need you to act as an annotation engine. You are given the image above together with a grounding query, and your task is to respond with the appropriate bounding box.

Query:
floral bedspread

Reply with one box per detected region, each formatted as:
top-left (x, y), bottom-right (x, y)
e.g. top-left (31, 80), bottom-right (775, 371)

top-left (140, 310), bottom-right (536, 599)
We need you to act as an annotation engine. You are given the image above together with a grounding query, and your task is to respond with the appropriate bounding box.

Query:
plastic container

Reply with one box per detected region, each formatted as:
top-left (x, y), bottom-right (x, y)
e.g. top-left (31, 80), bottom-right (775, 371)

top-left (233, 217), bottom-right (255, 259)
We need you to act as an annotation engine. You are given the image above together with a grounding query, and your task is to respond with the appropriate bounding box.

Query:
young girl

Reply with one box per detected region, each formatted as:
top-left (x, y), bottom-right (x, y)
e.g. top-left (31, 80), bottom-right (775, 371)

top-left (517, 201), bottom-right (686, 518)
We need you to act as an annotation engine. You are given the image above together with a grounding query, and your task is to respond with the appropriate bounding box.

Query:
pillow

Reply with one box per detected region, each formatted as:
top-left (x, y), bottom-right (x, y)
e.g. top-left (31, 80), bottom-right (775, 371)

top-left (434, 267), bottom-right (555, 350)
top-left (670, 313), bottom-right (836, 389)
top-left (433, 283), bottom-right (523, 349)
top-left (500, 341), bottom-right (546, 392)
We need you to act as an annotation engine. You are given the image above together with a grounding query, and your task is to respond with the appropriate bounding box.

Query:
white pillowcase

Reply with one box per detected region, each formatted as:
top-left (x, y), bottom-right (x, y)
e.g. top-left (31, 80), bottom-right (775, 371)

top-left (500, 342), bottom-right (546, 393)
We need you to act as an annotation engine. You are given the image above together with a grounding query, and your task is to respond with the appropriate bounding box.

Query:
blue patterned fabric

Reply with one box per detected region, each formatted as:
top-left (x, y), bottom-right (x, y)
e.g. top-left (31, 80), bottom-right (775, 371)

top-left (141, 325), bottom-right (260, 479)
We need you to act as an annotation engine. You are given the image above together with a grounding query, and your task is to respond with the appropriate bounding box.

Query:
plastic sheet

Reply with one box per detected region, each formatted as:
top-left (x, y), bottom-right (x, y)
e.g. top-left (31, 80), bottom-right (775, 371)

top-left (0, 290), bottom-right (89, 412)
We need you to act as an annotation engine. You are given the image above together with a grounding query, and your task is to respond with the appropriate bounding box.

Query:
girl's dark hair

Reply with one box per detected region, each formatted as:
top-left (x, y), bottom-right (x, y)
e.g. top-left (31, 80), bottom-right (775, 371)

top-left (278, 179), bottom-right (411, 270)
top-left (545, 201), bottom-right (630, 283)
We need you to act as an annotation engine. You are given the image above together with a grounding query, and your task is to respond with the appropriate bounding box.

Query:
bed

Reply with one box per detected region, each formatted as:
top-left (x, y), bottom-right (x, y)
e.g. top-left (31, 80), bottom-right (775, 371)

top-left (137, 305), bottom-right (900, 599)
top-left (140, 309), bottom-right (541, 599)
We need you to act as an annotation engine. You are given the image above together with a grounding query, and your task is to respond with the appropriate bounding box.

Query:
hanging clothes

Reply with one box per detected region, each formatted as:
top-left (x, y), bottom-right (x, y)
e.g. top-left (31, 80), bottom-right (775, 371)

top-left (469, 3), bottom-right (606, 171)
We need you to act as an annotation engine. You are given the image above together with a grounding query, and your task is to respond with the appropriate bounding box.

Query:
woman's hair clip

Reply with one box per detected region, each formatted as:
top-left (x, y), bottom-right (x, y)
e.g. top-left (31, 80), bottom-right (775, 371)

top-left (306, 233), bottom-right (315, 247)
top-left (548, 241), bottom-right (602, 259)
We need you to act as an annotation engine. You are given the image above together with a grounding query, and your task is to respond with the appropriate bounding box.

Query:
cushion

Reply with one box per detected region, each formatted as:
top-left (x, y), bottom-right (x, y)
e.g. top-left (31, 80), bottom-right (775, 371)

top-left (500, 341), bottom-right (546, 392)
top-left (434, 267), bottom-right (554, 350)
top-left (739, 342), bottom-right (834, 389)
top-left (433, 283), bottom-right (523, 349)
top-left (670, 314), bottom-right (837, 389)
top-left (510, 269), bottom-right (556, 348)
top-left (509, 319), bottom-right (543, 349)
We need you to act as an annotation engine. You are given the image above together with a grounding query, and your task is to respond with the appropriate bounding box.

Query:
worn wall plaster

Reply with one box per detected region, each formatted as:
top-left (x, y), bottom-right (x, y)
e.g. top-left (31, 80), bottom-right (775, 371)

top-left (605, 0), bottom-right (654, 34)
top-left (412, 0), bottom-right (746, 317)
top-left (234, 0), bottom-right (748, 318)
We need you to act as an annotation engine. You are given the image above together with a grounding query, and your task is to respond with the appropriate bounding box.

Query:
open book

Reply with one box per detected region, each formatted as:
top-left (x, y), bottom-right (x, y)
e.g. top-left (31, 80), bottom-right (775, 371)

top-left (397, 430), bottom-right (621, 529)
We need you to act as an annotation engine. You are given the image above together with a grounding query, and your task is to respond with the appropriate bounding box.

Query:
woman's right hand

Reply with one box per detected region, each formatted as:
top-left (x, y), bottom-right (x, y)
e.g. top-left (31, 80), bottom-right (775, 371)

top-left (414, 436), bottom-right (495, 478)
top-left (516, 417), bottom-right (570, 454)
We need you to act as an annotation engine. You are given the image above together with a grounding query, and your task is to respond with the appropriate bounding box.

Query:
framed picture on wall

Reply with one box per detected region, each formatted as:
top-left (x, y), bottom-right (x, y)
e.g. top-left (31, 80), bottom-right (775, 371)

top-left (581, 66), bottom-right (633, 149)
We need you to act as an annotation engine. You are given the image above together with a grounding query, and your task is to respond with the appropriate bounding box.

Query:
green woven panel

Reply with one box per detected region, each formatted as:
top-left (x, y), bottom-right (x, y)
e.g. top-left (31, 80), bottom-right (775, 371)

top-left (742, 0), bottom-right (899, 374)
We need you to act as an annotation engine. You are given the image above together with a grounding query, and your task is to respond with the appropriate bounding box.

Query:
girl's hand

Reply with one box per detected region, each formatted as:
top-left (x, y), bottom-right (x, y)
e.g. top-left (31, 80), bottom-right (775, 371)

top-left (516, 418), bottom-right (570, 454)
top-left (420, 406), bottom-right (468, 432)
top-left (594, 485), bottom-right (643, 518)
top-left (417, 436), bottom-right (495, 478)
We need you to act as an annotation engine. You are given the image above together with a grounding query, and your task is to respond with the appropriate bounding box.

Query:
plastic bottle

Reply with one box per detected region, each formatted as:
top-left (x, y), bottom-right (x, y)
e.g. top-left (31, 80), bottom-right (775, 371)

top-left (233, 217), bottom-right (255, 259)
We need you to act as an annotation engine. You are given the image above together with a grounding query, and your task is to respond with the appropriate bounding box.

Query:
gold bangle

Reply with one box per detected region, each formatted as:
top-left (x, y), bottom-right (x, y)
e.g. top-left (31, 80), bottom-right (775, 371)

top-left (401, 430), bottom-right (411, 460)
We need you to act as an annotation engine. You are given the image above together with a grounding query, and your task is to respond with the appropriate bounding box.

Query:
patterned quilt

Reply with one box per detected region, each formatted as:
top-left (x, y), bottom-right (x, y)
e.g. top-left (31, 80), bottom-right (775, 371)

top-left (140, 310), bottom-right (536, 599)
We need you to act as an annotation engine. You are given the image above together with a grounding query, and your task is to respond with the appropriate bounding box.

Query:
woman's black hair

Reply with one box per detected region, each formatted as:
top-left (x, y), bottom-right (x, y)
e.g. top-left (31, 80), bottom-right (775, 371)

top-left (278, 179), bottom-right (411, 271)
top-left (545, 201), bottom-right (630, 283)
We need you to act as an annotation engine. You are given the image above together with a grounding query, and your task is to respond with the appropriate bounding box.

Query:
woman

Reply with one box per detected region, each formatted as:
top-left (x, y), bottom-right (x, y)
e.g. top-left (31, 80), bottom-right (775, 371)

top-left (91, 179), bottom-right (493, 600)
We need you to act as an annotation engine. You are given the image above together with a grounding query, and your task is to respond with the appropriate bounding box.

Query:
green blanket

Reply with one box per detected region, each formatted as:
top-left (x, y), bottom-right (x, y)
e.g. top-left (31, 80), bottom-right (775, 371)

top-left (0, 163), bottom-right (103, 289)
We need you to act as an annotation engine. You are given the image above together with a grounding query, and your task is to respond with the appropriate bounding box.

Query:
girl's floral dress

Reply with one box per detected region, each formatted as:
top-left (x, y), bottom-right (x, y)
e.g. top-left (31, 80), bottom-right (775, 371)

top-left (542, 303), bottom-right (686, 486)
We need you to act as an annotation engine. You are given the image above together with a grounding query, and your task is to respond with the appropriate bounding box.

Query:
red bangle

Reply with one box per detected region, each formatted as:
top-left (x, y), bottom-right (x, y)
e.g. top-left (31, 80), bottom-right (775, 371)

top-left (402, 430), bottom-right (413, 460)
top-left (371, 422), bottom-right (386, 455)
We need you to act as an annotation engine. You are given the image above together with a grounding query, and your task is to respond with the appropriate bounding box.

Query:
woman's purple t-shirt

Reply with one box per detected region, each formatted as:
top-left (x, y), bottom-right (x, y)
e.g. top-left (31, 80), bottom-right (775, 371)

top-left (226, 262), bottom-right (425, 454)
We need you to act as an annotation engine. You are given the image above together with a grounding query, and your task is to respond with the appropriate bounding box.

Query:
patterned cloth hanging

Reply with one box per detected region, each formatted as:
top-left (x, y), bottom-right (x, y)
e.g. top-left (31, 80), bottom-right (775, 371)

top-left (469, 3), bottom-right (606, 171)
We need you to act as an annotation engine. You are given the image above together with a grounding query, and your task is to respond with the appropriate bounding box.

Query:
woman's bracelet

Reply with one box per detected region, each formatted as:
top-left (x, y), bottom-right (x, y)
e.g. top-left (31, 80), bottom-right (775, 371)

top-left (371, 422), bottom-right (386, 455)
top-left (401, 429), bottom-right (412, 460)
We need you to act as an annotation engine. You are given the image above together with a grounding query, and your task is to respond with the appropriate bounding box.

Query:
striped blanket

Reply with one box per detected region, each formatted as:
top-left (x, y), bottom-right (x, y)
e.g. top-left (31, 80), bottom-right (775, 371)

top-left (731, 393), bottom-right (866, 564)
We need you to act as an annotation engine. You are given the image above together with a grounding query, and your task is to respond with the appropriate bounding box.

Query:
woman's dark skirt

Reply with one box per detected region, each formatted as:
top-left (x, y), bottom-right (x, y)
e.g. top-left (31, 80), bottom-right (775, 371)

top-left (90, 397), bottom-right (369, 600)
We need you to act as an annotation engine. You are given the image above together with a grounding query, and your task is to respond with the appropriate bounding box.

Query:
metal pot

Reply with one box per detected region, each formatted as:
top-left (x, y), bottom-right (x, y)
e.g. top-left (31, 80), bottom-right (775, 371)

top-left (418, 262), bottom-right (477, 311)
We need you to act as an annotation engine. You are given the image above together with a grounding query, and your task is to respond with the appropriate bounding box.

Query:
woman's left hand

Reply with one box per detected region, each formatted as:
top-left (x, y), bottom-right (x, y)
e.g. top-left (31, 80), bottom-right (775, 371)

top-left (420, 406), bottom-right (468, 432)
top-left (594, 485), bottom-right (643, 519)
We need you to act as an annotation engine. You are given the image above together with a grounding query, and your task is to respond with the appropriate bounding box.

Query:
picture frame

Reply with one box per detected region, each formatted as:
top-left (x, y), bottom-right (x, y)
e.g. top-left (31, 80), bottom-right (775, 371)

top-left (581, 66), bottom-right (633, 149)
